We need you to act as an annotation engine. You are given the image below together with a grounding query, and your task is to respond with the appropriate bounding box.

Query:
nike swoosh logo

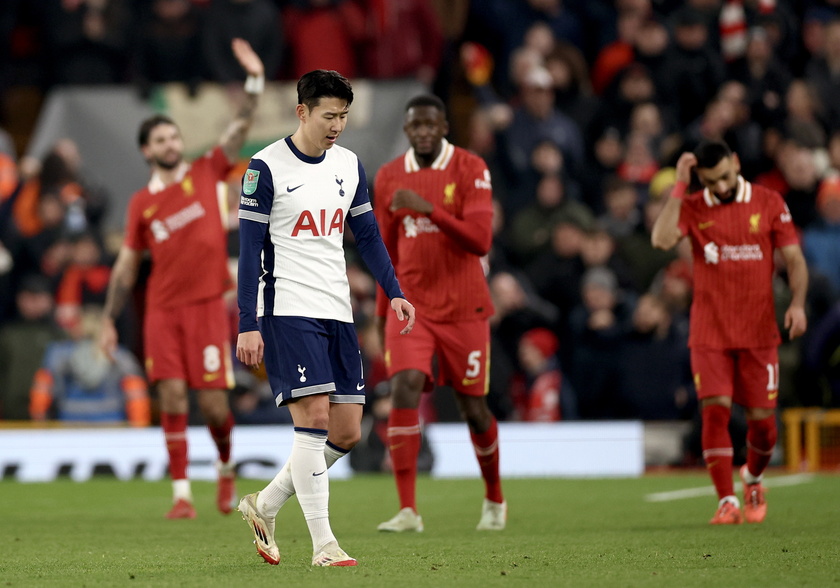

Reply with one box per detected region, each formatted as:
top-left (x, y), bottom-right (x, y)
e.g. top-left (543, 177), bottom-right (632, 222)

top-left (313, 470), bottom-right (326, 477)
top-left (699, 221), bottom-right (715, 230)
top-left (203, 372), bottom-right (220, 382)
top-left (356, 383), bottom-right (365, 391)
top-left (287, 184), bottom-right (304, 192)
top-left (768, 391), bottom-right (778, 400)
top-left (462, 377), bottom-right (480, 386)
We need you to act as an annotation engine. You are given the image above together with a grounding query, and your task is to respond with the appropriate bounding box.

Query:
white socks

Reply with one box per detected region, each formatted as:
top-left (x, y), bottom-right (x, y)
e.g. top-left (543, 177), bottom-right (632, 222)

top-left (289, 429), bottom-right (335, 552)
top-left (742, 467), bottom-right (762, 485)
top-left (257, 439), bottom-right (348, 518)
top-left (172, 479), bottom-right (192, 502)
top-left (720, 495), bottom-right (741, 508)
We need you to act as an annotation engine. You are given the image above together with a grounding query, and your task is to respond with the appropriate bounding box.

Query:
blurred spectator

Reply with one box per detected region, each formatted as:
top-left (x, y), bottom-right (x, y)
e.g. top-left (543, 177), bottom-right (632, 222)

top-left (660, 6), bottom-right (726, 127)
top-left (805, 18), bottom-right (840, 132)
top-left (590, 62), bottom-right (659, 143)
top-left (580, 222), bottom-right (636, 292)
top-left (29, 306), bottom-right (150, 426)
top-left (545, 42), bottom-right (599, 134)
top-left (41, 0), bottom-right (132, 85)
top-left (617, 293), bottom-right (694, 419)
top-left (597, 176), bottom-right (642, 239)
top-left (567, 266), bottom-right (634, 419)
top-left (524, 215), bottom-right (589, 323)
top-left (359, 0), bottom-right (443, 84)
top-left (616, 130), bottom-right (660, 187)
top-left (651, 254), bottom-right (694, 319)
top-left (615, 174), bottom-right (679, 293)
top-left (728, 25), bottom-right (792, 129)
top-left (134, 0), bottom-right (205, 96)
top-left (54, 231), bottom-right (111, 332)
top-left (801, 301), bottom-right (840, 407)
top-left (508, 173), bottom-right (592, 264)
top-left (755, 137), bottom-right (821, 228)
top-left (590, 7), bottom-right (645, 95)
top-left (467, 0), bottom-right (584, 98)
top-left (202, 0), bottom-right (281, 82)
top-left (283, 0), bottom-right (367, 79)
top-left (802, 177), bottom-right (840, 295)
top-left (489, 270), bottom-right (559, 376)
top-left (783, 78), bottom-right (828, 142)
top-left (513, 326), bottom-right (576, 421)
top-left (496, 66), bottom-right (585, 194)
top-left (632, 14), bottom-right (671, 100)
top-left (0, 275), bottom-right (64, 420)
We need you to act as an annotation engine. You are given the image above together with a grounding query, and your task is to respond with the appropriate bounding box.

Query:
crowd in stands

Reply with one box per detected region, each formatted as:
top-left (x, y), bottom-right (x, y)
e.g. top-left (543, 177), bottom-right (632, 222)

top-left (2, 0), bottom-right (840, 438)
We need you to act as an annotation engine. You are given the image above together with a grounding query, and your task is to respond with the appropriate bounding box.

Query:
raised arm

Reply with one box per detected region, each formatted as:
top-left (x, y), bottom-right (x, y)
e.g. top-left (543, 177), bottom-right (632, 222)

top-left (219, 38), bottom-right (264, 163)
top-left (652, 152), bottom-right (695, 250)
top-left (99, 245), bottom-right (142, 358)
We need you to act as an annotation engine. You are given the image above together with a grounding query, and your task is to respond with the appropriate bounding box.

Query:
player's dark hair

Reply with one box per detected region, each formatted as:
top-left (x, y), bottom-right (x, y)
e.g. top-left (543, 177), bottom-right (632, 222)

top-left (693, 140), bottom-right (732, 169)
top-left (297, 70), bottom-right (354, 111)
top-left (137, 114), bottom-right (177, 147)
top-left (405, 94), bottom-right (446, 114)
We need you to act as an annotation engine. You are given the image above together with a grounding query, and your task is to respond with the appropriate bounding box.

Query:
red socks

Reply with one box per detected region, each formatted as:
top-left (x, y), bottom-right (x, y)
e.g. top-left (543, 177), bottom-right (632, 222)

top-left (701, 404), bottom-right (735, 500)
top-left (161, 412), bottom-right (189, 480)
top-left (470, 417), bottom-right (504, 504)
top-left (387, 408), bottom-right (422, 511)
top-left (746, 415), bottom-right (776, 478)
top-left (208, 411), bottom-right (234, 463)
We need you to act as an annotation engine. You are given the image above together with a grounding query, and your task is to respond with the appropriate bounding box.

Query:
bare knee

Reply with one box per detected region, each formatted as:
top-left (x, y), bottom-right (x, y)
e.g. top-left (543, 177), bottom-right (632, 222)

top-left (197, 389), bottom-right (231, 426)
top-left (455, 394), bottom-right (493, 433)
top-left (390, 370), bottom-right (425, 409)
top-left (158, 379), bottom-right (188, 414)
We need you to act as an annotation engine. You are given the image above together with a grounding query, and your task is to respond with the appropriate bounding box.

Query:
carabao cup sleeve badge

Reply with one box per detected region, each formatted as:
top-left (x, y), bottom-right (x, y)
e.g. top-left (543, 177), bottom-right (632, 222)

top-left (243, 169), bottom-right (260, 195)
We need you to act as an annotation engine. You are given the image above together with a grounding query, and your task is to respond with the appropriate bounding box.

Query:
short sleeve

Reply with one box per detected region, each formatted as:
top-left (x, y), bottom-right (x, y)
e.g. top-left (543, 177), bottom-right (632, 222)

top-left (238, 158), bottom-right (274, 223)
top-left (770, 192), bottom-right (799, 248)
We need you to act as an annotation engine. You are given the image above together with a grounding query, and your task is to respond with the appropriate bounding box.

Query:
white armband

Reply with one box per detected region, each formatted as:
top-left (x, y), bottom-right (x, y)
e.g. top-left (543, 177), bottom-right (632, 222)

top-left (244, 74), bottom-right (265, 95)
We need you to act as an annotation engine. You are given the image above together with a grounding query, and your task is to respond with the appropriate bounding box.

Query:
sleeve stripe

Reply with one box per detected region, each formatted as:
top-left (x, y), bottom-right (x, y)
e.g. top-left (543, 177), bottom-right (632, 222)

top-left (239, 210), bottom-right (269, 223)
top-left (349, 202), bottom-right (372, 216)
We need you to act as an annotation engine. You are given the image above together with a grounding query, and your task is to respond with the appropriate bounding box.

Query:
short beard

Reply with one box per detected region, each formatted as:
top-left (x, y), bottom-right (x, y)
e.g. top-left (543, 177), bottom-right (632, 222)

top-left (153, 154), bottom-right (182, 170)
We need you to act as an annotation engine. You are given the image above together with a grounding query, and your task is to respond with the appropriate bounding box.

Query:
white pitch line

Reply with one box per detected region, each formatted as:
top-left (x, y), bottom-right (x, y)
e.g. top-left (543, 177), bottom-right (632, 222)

top-left (644, 473), bottom-right (816, 502)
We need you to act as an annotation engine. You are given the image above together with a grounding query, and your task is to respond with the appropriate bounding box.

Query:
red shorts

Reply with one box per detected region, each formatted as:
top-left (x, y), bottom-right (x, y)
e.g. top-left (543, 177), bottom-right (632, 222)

top-left (144, 297), bottom-right (233, 390)
top-left (384, 314), bottom-right (490, 396)
top-left (690, 347), bottom-right (779, 409)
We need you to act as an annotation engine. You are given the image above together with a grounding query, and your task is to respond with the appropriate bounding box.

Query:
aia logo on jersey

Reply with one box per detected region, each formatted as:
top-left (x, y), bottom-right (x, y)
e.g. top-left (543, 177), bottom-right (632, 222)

top-left (291, 208), bottom-right (345, 237)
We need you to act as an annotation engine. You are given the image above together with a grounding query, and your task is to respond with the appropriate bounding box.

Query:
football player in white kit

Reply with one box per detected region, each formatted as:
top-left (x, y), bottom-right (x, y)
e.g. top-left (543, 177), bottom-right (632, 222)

top-left (235, 69), bottom-right (415, 567)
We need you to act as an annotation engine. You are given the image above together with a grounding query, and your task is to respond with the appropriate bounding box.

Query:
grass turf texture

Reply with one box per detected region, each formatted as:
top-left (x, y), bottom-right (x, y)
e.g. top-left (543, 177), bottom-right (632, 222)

top-left (1, 474), bottom-right (837, 587)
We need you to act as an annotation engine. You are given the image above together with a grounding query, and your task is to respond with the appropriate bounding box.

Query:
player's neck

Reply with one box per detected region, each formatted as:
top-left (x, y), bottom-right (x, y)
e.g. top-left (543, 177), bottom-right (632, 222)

top-left (152, 161), bottom-right (188, 188)
top-left (290, 130), bottom-right (325, 159)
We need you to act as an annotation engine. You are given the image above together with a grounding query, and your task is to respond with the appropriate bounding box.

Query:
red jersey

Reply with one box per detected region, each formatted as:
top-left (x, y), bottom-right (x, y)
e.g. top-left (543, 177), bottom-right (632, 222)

top-left (374, 140), bottom-right (494, 322)
top-left (124, 147), bottom-right (233, 309)
top-left (678, 176), bottom-right (799, 349)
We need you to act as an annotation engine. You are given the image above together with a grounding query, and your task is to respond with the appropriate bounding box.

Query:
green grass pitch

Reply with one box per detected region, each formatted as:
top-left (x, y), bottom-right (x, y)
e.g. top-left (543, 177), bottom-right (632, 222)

top-left (1, 473), bottom-right (838, 587)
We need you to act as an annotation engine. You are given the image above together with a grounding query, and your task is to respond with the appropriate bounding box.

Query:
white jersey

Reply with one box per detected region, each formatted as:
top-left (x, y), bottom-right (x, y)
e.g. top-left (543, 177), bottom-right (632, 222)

top-left (238, 137), bottom-right (371, 323)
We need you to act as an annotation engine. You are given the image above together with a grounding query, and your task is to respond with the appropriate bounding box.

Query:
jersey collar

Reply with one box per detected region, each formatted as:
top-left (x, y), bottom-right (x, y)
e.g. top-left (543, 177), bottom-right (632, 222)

top-left (404, 139), bottom-right (455, 173)
top-left (703, 175), bottom-right (751, 206)
top-left (148, 161), bottom-right (189, 194)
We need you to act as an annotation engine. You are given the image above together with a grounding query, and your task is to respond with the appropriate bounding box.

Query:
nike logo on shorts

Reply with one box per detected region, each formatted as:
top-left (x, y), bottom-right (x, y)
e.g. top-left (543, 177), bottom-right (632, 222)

top-left (287, 184), bottom-right (304, 192)
top-left (356, 383), bottom-right (365, 391)
top-left (313, 470), bottom-right (326, 477)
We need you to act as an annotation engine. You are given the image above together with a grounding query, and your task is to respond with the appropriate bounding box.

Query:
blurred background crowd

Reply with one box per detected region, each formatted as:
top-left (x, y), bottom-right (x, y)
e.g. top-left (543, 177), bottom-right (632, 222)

top-left (1, 0), bottom-right (840, 461)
